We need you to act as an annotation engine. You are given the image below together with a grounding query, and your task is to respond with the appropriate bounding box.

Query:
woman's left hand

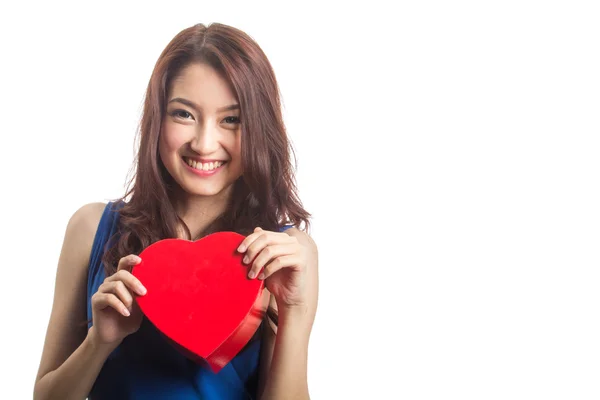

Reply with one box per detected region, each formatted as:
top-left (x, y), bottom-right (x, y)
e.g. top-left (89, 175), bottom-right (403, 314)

top-left (237, 227), bottom-right (310, 308)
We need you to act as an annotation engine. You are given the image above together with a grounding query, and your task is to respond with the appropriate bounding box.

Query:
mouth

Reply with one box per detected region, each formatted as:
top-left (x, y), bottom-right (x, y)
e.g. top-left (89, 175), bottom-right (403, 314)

top-left (182, 156), bottom-right (227, 172)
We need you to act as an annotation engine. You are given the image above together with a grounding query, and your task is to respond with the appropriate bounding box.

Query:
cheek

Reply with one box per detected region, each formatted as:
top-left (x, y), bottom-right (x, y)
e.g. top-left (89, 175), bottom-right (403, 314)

top-left (234, 135), bottom-right (242, 158)
top-left (159, 123), bottom-right (187, 160)
top-left (221, 132), bottom-right (242, 174)
top-left (228, 135), bottom-right (243, 173)
top-left (159, 130), bottom-right (185, 176)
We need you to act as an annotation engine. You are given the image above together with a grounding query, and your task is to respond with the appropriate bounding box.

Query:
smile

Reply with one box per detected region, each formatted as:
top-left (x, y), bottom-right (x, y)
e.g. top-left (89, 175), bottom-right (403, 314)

top-left (182, 157), bottom-right (226, 172)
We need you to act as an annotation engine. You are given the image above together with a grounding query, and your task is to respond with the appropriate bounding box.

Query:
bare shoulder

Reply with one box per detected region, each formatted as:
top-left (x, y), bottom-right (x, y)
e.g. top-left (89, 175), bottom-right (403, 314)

top-left (284, 227), bottom-right (318, 251)
top-left (67, 202), bottom-right (106, 234)
top-left (63, 202), bottom-right (107, 263)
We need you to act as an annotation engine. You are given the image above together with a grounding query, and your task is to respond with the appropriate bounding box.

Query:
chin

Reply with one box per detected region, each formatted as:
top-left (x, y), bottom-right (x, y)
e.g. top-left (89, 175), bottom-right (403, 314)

top-left (180, 180), bottom-right (235, 198)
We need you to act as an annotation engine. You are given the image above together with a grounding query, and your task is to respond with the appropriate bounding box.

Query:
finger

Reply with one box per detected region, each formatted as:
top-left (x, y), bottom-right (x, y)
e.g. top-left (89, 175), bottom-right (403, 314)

top-left (93, 292), bottom-right (131, 317)
top-left (243, 231), bottom-right (293, 266)
top-left (248, 243), bottom-right (297, 279)
top-left (106, 269), bottom-right (147, 296)
top-left (99, 281), bottom-right (134, 310)
top-left (259, 255), bottom-right (302, 280)
top-left (237, 227), bottom-right (265, 253)
top-left (117, 254), bottom-right (142, 272)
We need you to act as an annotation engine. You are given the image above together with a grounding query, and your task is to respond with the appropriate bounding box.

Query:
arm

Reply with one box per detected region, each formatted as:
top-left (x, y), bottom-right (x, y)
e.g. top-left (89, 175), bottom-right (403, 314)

top-left (33, 203), bottom-right (114, 400)
top-left (253, 228), bottom-right (319, 400)
top-left (258, 297), bottom-right (315, 400)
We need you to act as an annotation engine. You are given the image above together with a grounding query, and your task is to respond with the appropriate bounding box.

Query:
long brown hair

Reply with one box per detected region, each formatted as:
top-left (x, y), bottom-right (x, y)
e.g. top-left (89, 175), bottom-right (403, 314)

top-left (102, 22), bottom-right (310, 275)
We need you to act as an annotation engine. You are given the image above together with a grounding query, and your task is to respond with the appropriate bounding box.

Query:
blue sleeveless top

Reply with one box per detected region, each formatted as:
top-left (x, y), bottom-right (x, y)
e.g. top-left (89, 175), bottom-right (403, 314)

top-left (86, 202), bottom-right (290, 399)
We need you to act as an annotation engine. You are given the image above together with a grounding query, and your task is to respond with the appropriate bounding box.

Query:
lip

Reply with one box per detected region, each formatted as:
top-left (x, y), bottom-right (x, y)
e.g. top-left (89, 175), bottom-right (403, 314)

top-left (183, 156), bottom-right (226, 163)
top-left (181, 157), bottom-right (226, 177)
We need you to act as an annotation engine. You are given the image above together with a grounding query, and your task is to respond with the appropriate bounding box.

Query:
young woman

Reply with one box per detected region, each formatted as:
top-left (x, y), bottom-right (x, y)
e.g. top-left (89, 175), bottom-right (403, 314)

top-left (34, 23), bottom-right (318, 400)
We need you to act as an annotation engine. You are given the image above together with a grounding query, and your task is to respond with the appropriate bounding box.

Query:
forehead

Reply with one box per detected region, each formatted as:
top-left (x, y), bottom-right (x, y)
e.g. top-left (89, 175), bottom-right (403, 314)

top-left (169, 62), bottom-right (237, 108)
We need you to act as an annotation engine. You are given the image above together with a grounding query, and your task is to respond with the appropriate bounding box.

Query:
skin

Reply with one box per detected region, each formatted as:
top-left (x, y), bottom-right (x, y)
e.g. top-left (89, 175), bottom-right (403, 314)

top-left (33, 62), bottom-right (318, 400)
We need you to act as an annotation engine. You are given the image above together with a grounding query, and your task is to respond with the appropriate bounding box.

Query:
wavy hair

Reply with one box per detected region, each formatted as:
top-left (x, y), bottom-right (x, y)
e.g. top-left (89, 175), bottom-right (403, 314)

top-left (102, 23), bottom-right (310, 275)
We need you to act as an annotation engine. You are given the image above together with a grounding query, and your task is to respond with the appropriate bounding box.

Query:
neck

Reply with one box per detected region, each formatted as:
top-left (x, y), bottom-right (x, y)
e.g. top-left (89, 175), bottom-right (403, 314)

top-left (171, 186), bottom-right (233, 240)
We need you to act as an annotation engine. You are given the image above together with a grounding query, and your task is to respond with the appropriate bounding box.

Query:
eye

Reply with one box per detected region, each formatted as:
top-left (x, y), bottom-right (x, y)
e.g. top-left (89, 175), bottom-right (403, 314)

top-left (171, 109), bottom-right (194, 120)
top-left (223, 116), bottom-right (240, 125)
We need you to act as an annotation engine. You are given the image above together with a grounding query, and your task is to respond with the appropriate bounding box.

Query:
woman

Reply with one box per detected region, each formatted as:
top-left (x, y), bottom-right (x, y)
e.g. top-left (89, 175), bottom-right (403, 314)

top-left (34, 22), bottom-right (318, 400)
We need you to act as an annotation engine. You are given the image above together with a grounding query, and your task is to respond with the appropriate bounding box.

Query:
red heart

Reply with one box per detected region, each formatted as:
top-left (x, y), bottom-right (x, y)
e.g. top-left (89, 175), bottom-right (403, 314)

top-left (132, 231), bottom-right (268, 373)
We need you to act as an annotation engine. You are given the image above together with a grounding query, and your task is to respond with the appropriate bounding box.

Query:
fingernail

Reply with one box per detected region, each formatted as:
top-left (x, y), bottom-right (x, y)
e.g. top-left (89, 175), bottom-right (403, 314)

top-left (122, 308), bottom-right (130, 317)
top-left (238, 244), bottom-right (246, 252)
top-left (133, 256), bottom-right (142, 263)
top-left (258, 273), bottom-right (265, 280)
top-left (138, 285), bottom-right (147, 295)
top-left (243, 256), bottom-right (249, 264)
top-left (248, 271), bottom-right (256, 279)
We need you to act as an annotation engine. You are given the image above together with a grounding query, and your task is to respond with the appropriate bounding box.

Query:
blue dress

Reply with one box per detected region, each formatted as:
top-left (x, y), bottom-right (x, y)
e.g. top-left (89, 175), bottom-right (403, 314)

top-left (86, 201), bottom-right (289, 399)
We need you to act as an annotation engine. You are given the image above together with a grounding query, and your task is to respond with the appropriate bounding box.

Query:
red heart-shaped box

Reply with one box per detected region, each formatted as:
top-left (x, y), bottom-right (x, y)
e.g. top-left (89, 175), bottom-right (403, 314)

top-left (132, 231), bottom-right (268, 373)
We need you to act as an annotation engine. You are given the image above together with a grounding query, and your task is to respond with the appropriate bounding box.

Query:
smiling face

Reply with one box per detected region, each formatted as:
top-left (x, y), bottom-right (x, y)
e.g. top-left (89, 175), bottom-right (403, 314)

top-left (159, 62), bottom-right (243, 199)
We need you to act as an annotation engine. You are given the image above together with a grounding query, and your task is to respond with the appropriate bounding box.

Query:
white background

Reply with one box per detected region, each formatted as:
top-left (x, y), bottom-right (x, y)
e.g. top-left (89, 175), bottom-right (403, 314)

top-left (1, 1), bottom-right (599, 399)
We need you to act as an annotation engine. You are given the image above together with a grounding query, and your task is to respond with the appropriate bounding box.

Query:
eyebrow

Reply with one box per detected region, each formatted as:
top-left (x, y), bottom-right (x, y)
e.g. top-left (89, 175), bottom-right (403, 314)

top-left (168, 97), bottom-right (240, 112)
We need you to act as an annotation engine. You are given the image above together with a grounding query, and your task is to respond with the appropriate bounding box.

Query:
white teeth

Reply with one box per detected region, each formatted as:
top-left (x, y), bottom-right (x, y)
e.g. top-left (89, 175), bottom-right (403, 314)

top-left (184, 158), bottom-right (224, 171)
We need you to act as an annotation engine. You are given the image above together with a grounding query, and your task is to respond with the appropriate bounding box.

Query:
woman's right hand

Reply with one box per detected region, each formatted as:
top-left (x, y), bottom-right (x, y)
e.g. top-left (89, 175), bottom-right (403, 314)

top-left (89, 255), bottom-right (147, 347)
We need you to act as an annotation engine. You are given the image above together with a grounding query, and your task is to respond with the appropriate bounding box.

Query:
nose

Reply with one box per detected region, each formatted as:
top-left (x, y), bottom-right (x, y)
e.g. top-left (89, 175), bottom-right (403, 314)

top-left (190, 122), bottom-right (220, 155)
